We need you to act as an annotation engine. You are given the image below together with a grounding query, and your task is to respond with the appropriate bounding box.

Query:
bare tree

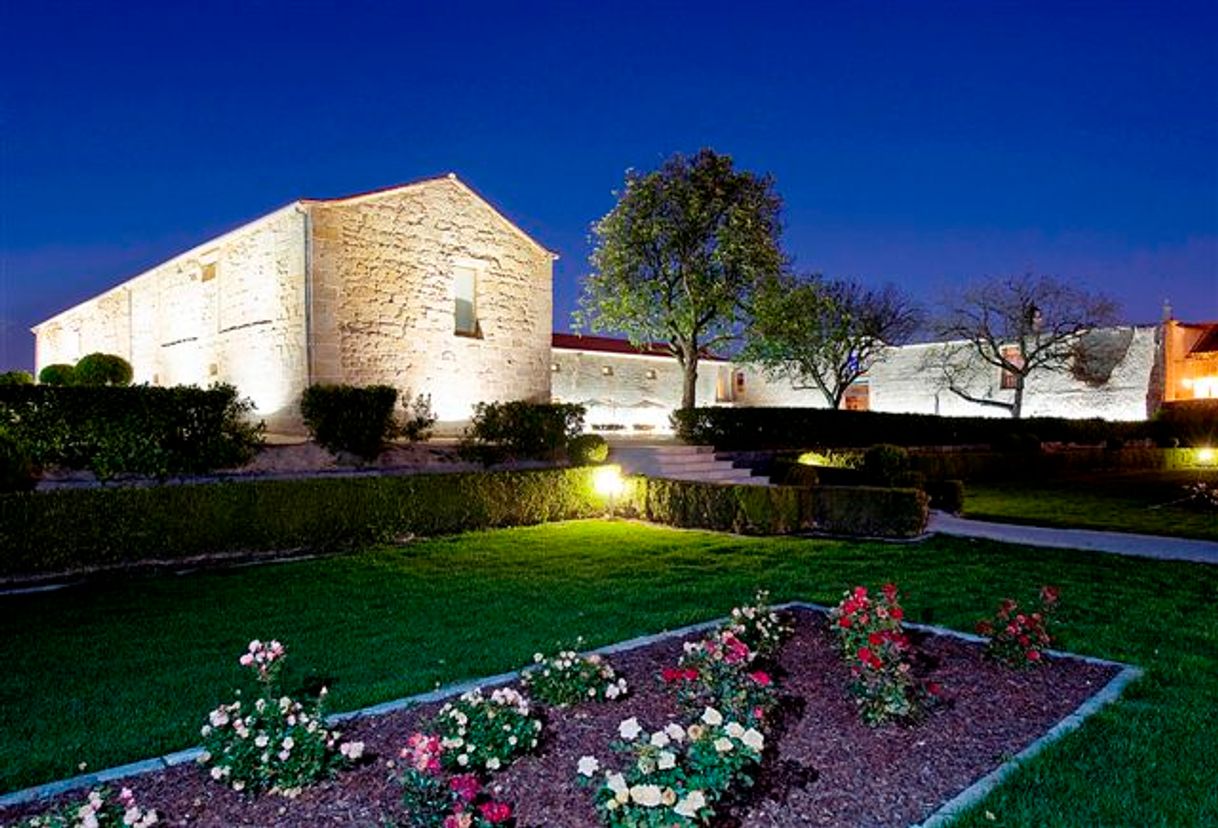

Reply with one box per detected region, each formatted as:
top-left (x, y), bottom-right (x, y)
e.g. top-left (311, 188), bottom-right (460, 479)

top-left (926, 274), bottom-right (1120, 418)
top-left (743, 274), bottom-right (921, 408)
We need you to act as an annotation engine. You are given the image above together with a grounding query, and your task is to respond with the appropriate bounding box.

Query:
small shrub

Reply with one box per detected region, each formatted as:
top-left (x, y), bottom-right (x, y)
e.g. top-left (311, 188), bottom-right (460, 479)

top-left (830, 584), bottom-right (940, 725)
top-left (433, 687), bottom-right (541, 773)
top-left (568, 433), bottom-right (609, 466)
top-left (300, 383), bottom-right (398, 460)
top-left (926, 479), bottom-right (965, 514)
top-left (0, 427), bottom-right (36, 493)
top-left (401, 393), bottom-right (437, 442)
top-left (464, 401), bottom-right (586, 460)
top-left (768, 459), bottom-right (819, 488)
top-left (721, 589), bottom-right (792, 661)
top-left (1184, 481), bottom-right (1218, 510)
top-left (0, 370), bottom-right (33, 386)
top-left (199, 639), bottom-right (363, 795)
top-left (37, 363), bottom-right (75, 386)
top-left (10, 786), bottom-right (158, 828)
top-left (861, 443), bottom-right (909, 486)
top-left (663, 631), bottom-right (778, 724)
top-left (578, 713), bottom-right (764, 826)
top-left (975, 586), bottom-right (1060, 668)
top-left (522, 643), bottom-right (628, 707)
top-left (72, 353), bottom-right (133, 386)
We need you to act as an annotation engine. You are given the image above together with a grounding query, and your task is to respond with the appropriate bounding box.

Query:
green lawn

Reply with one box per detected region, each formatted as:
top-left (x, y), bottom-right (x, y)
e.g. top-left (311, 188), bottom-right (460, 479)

top-left (965, 468), bottom-right (1218, 541)
top-left (3, 520), bottom-right (1217, 826)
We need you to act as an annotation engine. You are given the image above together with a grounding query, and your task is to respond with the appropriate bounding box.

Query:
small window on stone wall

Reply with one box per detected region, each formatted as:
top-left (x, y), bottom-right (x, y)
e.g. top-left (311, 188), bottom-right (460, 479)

top-left (645, 368), bottom-right (657, 380)
top-left (454, 266), bottom-right (478, 336)
top-left (551, 363), bottom-right (561, 373)
top-left (602, 365), bottom-right (614, 376)
top-left (1000, 346), bottom-right (1023, 390)
top-left (201, 262), bottom-right (217, 282)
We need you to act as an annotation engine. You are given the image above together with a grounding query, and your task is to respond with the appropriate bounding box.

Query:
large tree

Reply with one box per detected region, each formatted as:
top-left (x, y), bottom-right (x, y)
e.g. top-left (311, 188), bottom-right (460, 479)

top-left (575, 149), bottom-right (785, 409)
top-left (743, 274), bottom-right (921, 408)
top-left (926, 274), bottom-right (1120, 418)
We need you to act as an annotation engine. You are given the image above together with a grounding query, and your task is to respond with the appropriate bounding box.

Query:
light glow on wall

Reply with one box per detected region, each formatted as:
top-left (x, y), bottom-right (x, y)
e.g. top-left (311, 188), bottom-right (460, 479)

top-left (1181, 375), bottom-right (1218, 399)
top-left (1197, 447), bottom-right (1215, 466)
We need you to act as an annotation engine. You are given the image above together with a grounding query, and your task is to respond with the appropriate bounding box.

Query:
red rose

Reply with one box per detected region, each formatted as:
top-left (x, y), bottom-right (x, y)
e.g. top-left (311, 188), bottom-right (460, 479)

top-left (890, 607), bottom-right (904, 620)
top-left (882, 583), bottom-right (898, 601)
top-left (868, 632), bottom-right (885, 646)
top-left (661, 667), bottom-right (681, 683)
top-left (838, 616), bottom-right (852, 629)
top-left (1026, 650), bottom-right (1041, 661)
top-left (749, 670), bottom-right (772, 686)
top-left (479, 801), bottom-right (512, 823)
top-left (926, 681), bottom-right (942, 696)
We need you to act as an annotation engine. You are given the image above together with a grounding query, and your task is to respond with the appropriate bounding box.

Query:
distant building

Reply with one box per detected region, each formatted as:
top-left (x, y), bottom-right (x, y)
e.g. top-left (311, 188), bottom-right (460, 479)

top-left (32, 176), bottom-right (1217, 433)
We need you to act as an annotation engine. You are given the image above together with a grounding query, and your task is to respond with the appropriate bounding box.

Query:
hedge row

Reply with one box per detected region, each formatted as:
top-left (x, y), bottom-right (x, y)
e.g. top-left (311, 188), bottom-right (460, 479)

top-left (672, 402), bottom-right (1218, 451)
top-left (628, 477), bottom-right (928, 538)
top-left (0, 468), bottom-right (605, 577)
top-left (0, 384), bottom-right (262, 478)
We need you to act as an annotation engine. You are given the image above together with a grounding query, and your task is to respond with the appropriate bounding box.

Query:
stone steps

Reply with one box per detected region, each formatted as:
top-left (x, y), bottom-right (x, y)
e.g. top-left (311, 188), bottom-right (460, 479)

top-left (609, 444), bottom-right (768, 486)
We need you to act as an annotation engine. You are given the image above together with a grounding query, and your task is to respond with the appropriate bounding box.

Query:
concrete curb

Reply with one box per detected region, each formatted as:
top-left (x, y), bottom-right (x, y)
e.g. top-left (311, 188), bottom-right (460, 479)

top-left (0, 602), bottom-right (1142, 828)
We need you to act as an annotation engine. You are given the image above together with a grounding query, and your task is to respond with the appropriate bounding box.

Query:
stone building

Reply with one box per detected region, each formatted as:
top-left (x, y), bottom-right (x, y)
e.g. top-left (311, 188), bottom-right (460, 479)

top-left (32, 175), bottom-right (556, 431)
top-left (32, 174), bottom-right (1215, 435)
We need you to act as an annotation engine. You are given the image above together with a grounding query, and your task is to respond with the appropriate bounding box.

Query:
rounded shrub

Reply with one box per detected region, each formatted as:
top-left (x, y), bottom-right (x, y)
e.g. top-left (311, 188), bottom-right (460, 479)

top-left (301, 383), bottom-right (399, 461)
top-left (72, 353), bottom-right (133, 386)
top-left (0, 370), bottom-right (33, 386)
top-left (567, 433), bottom-right (609, 466)
top-left (0, 427), bottom-right (37, 493)
top-left (38, 363), bottom-right (76, 386)
top-left (862, 443), bottom-right (909, 486)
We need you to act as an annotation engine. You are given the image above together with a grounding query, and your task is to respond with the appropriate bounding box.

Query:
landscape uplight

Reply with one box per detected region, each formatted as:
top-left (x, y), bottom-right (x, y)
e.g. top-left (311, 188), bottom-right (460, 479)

top-left (593, 465), bottom-right (625, 498)
top-left (1197, 447), bottom-right (1215, 465)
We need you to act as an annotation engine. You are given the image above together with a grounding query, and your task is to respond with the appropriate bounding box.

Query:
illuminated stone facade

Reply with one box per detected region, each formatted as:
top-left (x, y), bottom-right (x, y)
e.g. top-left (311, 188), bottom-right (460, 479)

top-left (32, 175), bottom-right (555, 431)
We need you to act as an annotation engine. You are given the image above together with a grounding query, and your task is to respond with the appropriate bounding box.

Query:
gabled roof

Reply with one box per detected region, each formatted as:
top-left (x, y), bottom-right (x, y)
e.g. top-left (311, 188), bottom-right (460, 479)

top-left (552, 333), bottom-right (728, 362)
top-left (302, 173), bottom-right (557, 258)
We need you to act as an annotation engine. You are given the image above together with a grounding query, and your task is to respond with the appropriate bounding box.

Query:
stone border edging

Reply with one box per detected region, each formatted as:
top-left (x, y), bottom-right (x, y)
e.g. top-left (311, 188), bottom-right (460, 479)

top-left (0, 602), bottom-right (1143, 828)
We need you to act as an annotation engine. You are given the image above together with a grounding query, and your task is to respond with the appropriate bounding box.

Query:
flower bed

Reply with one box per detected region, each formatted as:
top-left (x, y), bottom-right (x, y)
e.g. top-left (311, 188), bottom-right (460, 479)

top-left (0, 607), bottom-right (1122, 828)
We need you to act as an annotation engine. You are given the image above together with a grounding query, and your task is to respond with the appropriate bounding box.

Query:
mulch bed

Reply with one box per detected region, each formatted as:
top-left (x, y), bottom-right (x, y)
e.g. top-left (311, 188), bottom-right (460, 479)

top-left (1, 608), bottom-right (1119, 827)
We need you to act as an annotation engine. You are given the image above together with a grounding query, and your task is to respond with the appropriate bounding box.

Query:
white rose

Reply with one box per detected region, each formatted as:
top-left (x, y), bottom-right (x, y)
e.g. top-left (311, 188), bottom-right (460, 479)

top-left (657, 750), bottom-right (676, 770)
top-left (487, 757), bottom-right (501, 771)
top-left (629, 784), bottom-right (663, 807)
top-left (664, 723), bottom-right (686, 742)
top-left (577, 755), bottom-right (600, 777)
top-left (742, 728), bottom-right (765, 752)
top-left (701, 707), bottom-right (723, 726)
top-left (674, 790), bottom-right (707, 817)
top-left (606, 771), bottom-right (628, 796)
top-left (649, 731), bottom-right (670, 748)
top-left (714, 737), bottom-right (734, 753)
top-left (725, 722), bottom-right (745, 738)
top-left (618, 717), bottom-right (642, 740)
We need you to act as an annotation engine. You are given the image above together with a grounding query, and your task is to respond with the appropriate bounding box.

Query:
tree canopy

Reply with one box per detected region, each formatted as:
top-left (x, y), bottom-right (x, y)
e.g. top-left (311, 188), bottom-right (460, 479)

top-left (744, 274), bottom-right (920, 408)
top-left (575, 149), bottom-right (785, 409)
top-left (926, 274), bottom-right (1120, 418)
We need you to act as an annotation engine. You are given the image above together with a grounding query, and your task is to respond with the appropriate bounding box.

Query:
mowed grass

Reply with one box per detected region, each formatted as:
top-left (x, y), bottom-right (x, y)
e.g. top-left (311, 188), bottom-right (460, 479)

top-left (2, 520), bottom-right (1217, 825)
top-left (965, 467), bottom-right (1218, 541)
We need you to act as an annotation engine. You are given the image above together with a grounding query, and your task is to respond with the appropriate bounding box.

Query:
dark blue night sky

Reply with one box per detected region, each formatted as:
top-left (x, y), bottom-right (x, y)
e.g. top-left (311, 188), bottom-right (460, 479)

top-left (2, 0), bottom-right (1215, 370)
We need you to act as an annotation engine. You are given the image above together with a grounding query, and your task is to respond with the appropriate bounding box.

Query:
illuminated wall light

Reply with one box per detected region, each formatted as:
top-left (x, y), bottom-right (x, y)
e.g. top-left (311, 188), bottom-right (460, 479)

top-left (1197, 447), bottom-right (1215, 465)
top-left (593, 465), bottom-right (624, 497)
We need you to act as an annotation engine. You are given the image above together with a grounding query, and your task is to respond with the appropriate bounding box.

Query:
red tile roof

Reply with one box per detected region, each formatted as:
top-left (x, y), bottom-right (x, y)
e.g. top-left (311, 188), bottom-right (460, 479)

top-left (551, 333), bottom-right (727, 362)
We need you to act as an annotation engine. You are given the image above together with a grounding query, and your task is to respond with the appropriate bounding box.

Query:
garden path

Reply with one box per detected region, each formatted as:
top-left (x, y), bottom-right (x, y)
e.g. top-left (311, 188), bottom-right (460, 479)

top-left (929, 512), bottom-right (1218, 565)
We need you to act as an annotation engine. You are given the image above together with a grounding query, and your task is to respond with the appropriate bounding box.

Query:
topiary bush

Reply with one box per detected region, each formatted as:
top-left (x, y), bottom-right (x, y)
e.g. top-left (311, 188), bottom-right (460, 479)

top-left (567, 433), bottom-right (609, 466)
top-left (0, 370), bottom-right (33, 386)
top-left (38, 363), bottom-right (75, 386)
top-left (0, 427), bottom-right (36, 493)
top-left (300, 384), bottom-right (398, 461)
top-left (71, 353), bottom-right (133, 386)
top-left (464, 401), bottom-right (586, 460)
top-left (862, 443), bottom-right (910, 486)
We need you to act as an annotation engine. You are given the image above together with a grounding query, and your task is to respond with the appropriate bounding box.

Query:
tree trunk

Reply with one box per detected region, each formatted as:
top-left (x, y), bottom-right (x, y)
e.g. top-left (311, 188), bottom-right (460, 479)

top-left (681, 356), bottom-right (699, 410)
top-left (1011, 375), bottom-right (1025, 418)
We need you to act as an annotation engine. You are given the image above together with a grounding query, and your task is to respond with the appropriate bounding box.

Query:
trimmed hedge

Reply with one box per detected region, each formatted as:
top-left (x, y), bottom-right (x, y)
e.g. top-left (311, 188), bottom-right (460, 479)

top-left (0, 384), bottom-right (262, 478)
top-left (630, 477), bottom-right (811, 535)
top-left (0, 467), bottom-right (606, 577)
top-left (811, 485), bottom-right (929, 538)
top-left (568, 433), bottom-right (610, 466)
top-left (671, 406), bottom-right (1216, 450)
top-left (0, 428), bottom-right (36, 493)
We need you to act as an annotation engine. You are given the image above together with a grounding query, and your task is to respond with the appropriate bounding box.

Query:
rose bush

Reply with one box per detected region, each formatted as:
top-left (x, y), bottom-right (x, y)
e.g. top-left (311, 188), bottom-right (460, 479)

top-left (975, 586), bottom-right (1060, 668)
top-left (830, 584), bottom-right (938, 725)
top-left (397, 733), bottom-right (514, 828)
top-left (198, 640), bottom-right (364, 795)
top-left (10, 787), bottom-right (157, 828)
top-left (433, 688), bottom-right (542, 773)
top-left (522, 643), bottom-right (628, 707)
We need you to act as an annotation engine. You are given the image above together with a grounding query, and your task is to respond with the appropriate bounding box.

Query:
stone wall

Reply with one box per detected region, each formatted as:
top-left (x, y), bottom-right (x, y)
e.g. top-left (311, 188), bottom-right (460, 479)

top-left (33, 206), bottom-right (309, 430)
top-left (731, 325), bottom-right (1159, 420)
top-left (550, 348), bottom-right (726, 432)
top-left (307, 176), bottom-right (553, 428)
